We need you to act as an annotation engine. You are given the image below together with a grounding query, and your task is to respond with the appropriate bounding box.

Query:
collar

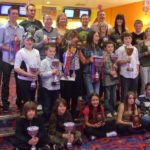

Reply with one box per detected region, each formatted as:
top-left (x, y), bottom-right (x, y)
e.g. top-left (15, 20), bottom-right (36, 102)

top-left (46, 56), bottom-right (54, 61)
top-left (6, 21), bottom-right (19, 28)
top-left (43, 27), bottom-right (53, 33)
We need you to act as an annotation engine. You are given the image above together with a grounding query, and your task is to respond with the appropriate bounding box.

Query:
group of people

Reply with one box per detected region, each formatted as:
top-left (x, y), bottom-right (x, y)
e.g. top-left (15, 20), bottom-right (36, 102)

top-left (0, 3), bottom-right (150, 149)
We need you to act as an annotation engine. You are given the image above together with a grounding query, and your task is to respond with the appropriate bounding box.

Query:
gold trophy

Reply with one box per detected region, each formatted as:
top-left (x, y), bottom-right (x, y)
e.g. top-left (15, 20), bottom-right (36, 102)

top-left (125, 46), bottom-right (134, 72)
top-left (132, 115), bottom-right (141, 127)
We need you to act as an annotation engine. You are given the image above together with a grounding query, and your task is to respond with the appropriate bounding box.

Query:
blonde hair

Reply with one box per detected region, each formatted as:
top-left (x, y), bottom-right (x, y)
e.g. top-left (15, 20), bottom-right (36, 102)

top-left (98, 21), bottom-right (108, 35)
top-left (56, 13), bottom-right (67, 27)
top-left (144, 27), bottom-right (150, 39)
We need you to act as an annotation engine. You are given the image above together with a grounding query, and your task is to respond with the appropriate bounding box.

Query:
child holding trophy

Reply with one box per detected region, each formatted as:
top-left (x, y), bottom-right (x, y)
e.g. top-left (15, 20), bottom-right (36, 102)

top-left (14, 101), bottom-right (51, 150)
top-left (40, 44), bottom-right (61, 121)
top-left (103, 41), bottom-right (119, 117)
top-left (116, 32), bottom-right (139, 101)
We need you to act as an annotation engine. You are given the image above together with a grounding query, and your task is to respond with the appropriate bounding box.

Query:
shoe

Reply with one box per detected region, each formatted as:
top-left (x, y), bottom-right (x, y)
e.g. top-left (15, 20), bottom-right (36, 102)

top-left (41, 144), bottom-right (51, 150)
top-left (37, 104), bottom-right (42, 111)
top-left (113, 112), bottom-right (117, 116)
top-left (107, 113), bottom-right (113, 118)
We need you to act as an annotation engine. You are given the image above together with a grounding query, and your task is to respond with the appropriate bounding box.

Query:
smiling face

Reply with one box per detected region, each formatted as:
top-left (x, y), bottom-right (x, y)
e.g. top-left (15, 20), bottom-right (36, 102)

top-left (105, 43), bottom-right (114, 53)
top-left (45, 47), bottom-right (56, 58)
top-left (26, 109), bottom-right (36, 120)
top-left (123, 36), bottom-right (132, 46)
top-left (127, 94), bottom-right (135, 105)
top-left (90, 95), bottom-right (100, 108)
top-left (44, 15), bottom-right (53, 28)
top-left (93, 32), bottom-right (100, 44)
top-left (9, 8), bottom-right (19, 23)
top-left (57, 102), bottom-right (67, 115)
top-left (27, 5), bottom-right (36, 19)
top-left (24, 38), bottom-right (34, 50)
top-left (81, 15), bottom-right (89, 27)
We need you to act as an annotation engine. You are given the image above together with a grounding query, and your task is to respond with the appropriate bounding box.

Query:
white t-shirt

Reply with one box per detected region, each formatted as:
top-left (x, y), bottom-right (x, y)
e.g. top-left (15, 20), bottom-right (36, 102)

top-left (14, 47), bottom-right (41, 81)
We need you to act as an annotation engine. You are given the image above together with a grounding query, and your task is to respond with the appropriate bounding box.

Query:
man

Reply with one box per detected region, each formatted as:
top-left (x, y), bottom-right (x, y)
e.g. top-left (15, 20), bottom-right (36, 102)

top-left (0, 6), bottom-right (24, 111)
top-left (34, 14), bottom-right (59, 60)
top-left (19, 3), bottom-right (43, 35)
top-left (91, 10), bottom-right (112, 32)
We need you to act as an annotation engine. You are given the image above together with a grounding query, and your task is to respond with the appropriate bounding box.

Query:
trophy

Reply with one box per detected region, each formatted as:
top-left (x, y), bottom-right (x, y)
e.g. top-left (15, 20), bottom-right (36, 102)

top-left (64, 122), bottom-right (75, 149)
top-left (51, 59), bottom-right (60, 86)
top-left (92, 56), bottom-right (104, 82)
top-left (29, 64), bottom-right (38, 89)
top-left (27, 126), bottom-right (39, 150)
top-left (132, 115), bottom-right (141, 127)
top-left (125, 46), bottom-right (134, 72)
top-left (110, 53), bottom-right (118, 79)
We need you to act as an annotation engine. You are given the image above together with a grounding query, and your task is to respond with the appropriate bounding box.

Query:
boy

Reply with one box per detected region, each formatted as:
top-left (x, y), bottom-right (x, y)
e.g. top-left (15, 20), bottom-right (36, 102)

top-left (103, 41), bottom-right (119, 117)
top-left (40, 44), bottom-right (61, 121)
top-left (116, 32), bottom-right (139, 101)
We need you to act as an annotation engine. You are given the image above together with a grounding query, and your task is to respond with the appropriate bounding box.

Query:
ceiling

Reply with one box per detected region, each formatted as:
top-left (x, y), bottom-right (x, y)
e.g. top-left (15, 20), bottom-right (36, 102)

top-left (0, 0), bottom-right (143, 8)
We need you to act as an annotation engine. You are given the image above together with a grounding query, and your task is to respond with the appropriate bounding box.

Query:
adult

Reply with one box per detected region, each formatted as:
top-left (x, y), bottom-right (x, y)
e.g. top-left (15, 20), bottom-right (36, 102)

top-left (19, 3), bottom-right (43, 35)
top-left (0, 6), bottom-right (24, 111)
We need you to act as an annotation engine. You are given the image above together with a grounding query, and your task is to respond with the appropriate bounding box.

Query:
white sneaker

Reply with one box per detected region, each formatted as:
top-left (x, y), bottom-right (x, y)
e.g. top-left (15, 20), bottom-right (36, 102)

top-left (37, 104), bottom-right (42, 110)
top-left (107, 113), bottom-right (112, 118)
top-left (113, 112), bottom-right (117, 116)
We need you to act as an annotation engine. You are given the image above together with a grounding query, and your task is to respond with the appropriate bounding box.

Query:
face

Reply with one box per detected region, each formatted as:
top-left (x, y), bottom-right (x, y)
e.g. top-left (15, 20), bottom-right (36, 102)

top-left (93, 32), bottom-right (100, 44)
top-left (98, 11), bottom-right (105, 22)
top-left (27, 5), bottom-right (36, 18)
top-left (146, 86), bottom-right (150, 97)
top-left (81, 16), bottom-right (89, 27)
top-left (127, 94), bottom-right (135, 105)
top-left (44, 15), bottom-right (53, 28)
top-left (58, 103), bottom-right (67, 115)
top-left (134, 23), bottom-right (143, 33)
top-left (145, 29), bottom-right (150, 39)
top-left (26, 109), bottom-right (36, 120)
top-left (24, 39), bottom-right (34, 49)
top-left (9, 9), bottom-right (19, 22)
top-left (71, 36), bottom-right (79, 47)
top-left (105, 44), bottom-right (114, 53)
top-left (46, 47), bottom-right (56, 58)
top-left (58, 15), bottom-right (67, 27)
top-left (91, 96), bottom-right (99, 107)
top-left (117, 19), bottom-right (123, 26)
top-left (123, 36), bottom-right (132, 46)
top-left (100, 24), bottom-right (108, 33)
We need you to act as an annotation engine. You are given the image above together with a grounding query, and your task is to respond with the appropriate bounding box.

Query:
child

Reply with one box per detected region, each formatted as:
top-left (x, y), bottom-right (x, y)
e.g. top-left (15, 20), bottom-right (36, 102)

top-left (103, 41), bottom-right (119, 117)
top-left (40, 44), bottom-right (61, 120)
top-left (116, 32), bottom-right (139, 101)
top-left (14, 101), bottom-right (51, 150)
top-left (48, 98), bottom-right (81, 149)
top-left (14, 32), bottom-right (41, 108)
top-left (117, 91), bottom-right (142, 135)
top-left (83, 93), bottom-right (116, 139)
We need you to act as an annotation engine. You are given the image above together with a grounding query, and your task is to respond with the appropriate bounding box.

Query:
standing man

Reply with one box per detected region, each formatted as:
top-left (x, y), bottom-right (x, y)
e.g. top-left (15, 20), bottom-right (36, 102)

top-left (0, 6), bottom-right (24, 111)
top-left (20, 3), bottom-right (43, 35)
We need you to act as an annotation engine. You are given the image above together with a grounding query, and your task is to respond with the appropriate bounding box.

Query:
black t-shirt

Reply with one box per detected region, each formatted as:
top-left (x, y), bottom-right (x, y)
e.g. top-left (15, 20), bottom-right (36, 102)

top-left (19, 19), bottom-right (43, 35)
top-left (132, 32), bottom-right (144, 46)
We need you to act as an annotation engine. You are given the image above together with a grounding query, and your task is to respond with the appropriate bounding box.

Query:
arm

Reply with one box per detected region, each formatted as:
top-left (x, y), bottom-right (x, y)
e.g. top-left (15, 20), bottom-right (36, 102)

top-left (78, 49), bottom-right (90, 65)
top-left (117, 103), bottom-right (132, 126)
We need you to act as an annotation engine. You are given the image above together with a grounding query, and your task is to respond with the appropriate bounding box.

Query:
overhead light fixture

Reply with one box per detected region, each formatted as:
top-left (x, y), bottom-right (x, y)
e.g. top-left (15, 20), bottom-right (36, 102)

top-left (46, 0), bottom-right (51, 4)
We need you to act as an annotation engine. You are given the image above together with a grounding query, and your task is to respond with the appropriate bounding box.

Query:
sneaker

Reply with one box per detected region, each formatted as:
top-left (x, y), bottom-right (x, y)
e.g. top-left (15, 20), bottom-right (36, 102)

top-left (113, 112), bottom-right (117, 116)
top-left (37, 104), bottom-right (42, 110)
top-left (107, 113), bottom-right (113, 118)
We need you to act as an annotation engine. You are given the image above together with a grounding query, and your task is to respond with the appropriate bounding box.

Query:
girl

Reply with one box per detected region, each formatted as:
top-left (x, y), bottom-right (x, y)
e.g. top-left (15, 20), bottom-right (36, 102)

top-left (83, 93), bottom-right (116, 139)
top-left (117, 91), bottom-right (142, 135)
top-left (14, 101), bottom-right (50, 150)
top-left (79, 31), bottom-right (103, 99)
top-left (48, 98), bottom-right (81, 149)
top-left (110, 14), bottom-right (128, 49)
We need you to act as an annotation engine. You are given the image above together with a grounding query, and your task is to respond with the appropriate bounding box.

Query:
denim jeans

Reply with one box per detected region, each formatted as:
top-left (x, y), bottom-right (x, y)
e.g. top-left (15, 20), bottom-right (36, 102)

top-left (104, 85), bottom-right (116, 114)
top-left (141, 114), bottom-right (150, 128)
top-left (140, 66), bottom-right (150, 94)
top-left (83, 74), bottom-right (100, 99)
top-left (120, 75), bottom-right (138, 101)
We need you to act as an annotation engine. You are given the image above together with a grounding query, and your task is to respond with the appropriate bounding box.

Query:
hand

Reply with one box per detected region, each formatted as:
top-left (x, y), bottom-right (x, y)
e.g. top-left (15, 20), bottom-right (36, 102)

top-left (27, 72), bottom-right (37, 79)
top-left (89, 56), bottom-right (94, 63)
top-left (52, 69), bottom-right (58, 75)
top-left (43, 35), bottom-right (49, 44)
top-left (62, 133), bottom-right (74, 143)
top-left (94, 122), bottom-right (103, 128)
top-left (28, 137), bottom-right (39, 145)
top-left (131, 123), bottom-right (141, 128)
top-left (127, 57), bottom-right (131, 63)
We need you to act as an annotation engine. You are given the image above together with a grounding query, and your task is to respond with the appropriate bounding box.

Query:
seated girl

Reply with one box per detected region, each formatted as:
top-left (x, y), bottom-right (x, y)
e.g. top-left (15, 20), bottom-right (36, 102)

top-left (117, 91), bottom-right (143, 135)
top-left (14, 101), bottom-right (51, 150)
top-left (48, 98), bottom-right (81, 149)
top-left (83, 93), bottom-right (116, 139)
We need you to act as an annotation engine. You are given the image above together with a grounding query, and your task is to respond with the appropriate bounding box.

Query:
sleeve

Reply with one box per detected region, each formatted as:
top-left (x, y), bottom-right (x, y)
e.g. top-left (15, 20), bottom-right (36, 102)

top-left (134, 47), bottom-right (140, 65)
top-left (40, 60), bottom-right (53, 78)
top-left (137, 42), bottom-right (145, 58)
top-left (0, 27), bottom-right (4, 47)
top-left (15, 118), bottom-right (29, 143)
top-left (14, 51), bottom-right (23, 69)
top-left (48, 114), bottom-right (63, 137)
top-left (82, 106), bottom-right (89, 117)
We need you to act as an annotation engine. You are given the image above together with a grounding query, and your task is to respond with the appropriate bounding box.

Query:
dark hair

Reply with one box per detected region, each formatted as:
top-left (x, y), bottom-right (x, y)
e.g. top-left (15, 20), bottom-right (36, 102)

top-left (88, 93), bottom-right (102, 121)
top-left (26, 3), bottom-right (35, 11)
top-left (114, 14), bottom-right (126, 35)
top-left (80, 14), bottom-right (89, 19)
top-left (121, 32), bottom-right (132, 40)
top-left (134, 19), bottom-right (143, 26)
top-left (124, 91), bottom-right (136, 113)
top-left (8, 6), bottom-right (19, 15)
top-left (53, 98), bottom-right (67, 114)
top-left (145, 82), bottom-right (150, 90)
top-left (87, 31), bottom-right (99, 50)
top-left (22, 101), bottom-right (37, 118)
top-left (103, 40), bottom-right (115, 48)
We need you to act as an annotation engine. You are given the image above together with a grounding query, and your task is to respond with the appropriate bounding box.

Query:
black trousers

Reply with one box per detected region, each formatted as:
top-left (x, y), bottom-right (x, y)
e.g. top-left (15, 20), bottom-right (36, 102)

top-left (1, 61), bottom-right (13, 109)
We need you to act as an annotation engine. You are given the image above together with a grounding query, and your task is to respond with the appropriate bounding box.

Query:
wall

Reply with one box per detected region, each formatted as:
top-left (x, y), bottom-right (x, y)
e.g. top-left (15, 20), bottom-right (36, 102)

top-left (104, 1), bottom-right (150, 32)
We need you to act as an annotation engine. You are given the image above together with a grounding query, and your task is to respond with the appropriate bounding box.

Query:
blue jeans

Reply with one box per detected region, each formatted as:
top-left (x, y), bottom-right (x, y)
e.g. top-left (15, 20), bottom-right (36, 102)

top-left (83, 74), bottom-right (100, 99)
top-left (104, 85), bottom-right (116, 114)
top-left (141, 114), bottom-right (150, 128)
